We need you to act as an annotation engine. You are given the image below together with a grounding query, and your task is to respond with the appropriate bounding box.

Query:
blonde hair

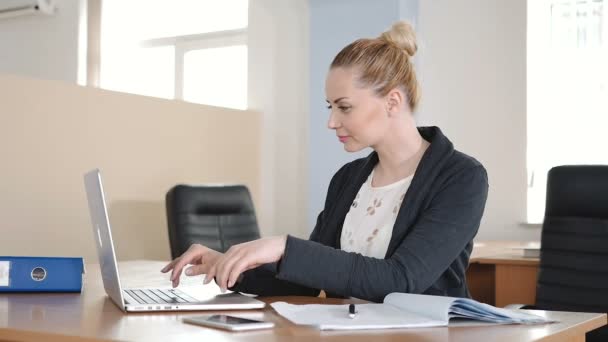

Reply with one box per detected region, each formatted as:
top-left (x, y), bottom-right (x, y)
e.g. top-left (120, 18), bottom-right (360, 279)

top-left (330, 21), bottom-right (420, 112)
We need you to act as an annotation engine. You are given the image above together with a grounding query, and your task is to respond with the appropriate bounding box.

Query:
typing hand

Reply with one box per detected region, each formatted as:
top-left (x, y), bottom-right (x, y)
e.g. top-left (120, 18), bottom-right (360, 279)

top-left (205, 235), bottom-right (287, 292)
top-left (160, 244), bottom-right (223, 288)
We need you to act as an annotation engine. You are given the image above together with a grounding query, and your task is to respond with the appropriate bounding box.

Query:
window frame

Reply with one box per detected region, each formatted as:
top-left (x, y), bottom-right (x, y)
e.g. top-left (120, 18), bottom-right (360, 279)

top-left (139, 28), bottom-right (248, 101)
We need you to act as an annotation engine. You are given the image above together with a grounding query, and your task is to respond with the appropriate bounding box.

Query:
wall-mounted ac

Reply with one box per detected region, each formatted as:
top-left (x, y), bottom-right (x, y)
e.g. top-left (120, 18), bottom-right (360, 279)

top-left (0, 0), bottom-right (56, 20)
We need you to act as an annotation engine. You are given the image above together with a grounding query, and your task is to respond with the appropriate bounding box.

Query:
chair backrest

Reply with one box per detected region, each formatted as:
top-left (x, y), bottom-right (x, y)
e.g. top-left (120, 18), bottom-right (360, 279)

top-left (536, 165), bottom-right (608, 313)
top-left (165, 184), bottom-right (261, 258)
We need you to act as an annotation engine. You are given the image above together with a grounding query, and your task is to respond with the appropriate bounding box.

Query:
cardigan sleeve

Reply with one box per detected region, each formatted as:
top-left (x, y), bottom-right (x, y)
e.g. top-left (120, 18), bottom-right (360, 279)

top-left (226, 213), bottom-right (323, 297)
top-left (274, 165), bottom-right (488, 302)
top-left (228, 163), bottom-right (352, 296)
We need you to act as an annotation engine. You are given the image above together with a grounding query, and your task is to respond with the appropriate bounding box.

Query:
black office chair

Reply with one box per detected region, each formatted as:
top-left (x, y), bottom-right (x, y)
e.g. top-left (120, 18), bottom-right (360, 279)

top-left (165, 184), bottom-right (261, 258)
top-left (534, 165), bottom-right (608, 341)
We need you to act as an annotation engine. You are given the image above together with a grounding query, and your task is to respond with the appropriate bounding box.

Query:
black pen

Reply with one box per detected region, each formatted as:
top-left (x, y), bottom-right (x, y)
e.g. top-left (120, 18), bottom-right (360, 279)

top-left (348, 304), bottom-right (357, 319)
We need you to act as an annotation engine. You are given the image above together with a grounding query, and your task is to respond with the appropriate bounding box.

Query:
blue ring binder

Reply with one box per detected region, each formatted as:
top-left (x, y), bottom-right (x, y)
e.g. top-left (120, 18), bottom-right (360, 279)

top-left (0, 256), bottom-right (84, 292)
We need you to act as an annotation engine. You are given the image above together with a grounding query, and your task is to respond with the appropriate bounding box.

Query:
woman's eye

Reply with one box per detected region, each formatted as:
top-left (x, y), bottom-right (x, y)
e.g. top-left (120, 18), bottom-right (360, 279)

top-left (326, 105), bottom-right (350, 112)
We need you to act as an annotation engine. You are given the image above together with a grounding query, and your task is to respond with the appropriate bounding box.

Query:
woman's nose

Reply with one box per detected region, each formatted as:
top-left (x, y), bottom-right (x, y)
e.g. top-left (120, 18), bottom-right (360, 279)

top-left (327, 111), bottom-right (339, 129)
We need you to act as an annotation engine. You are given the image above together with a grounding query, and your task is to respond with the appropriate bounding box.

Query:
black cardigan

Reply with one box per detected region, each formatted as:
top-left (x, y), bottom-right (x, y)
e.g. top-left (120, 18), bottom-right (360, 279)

top-left (231, 126), bottom-right (489, 303)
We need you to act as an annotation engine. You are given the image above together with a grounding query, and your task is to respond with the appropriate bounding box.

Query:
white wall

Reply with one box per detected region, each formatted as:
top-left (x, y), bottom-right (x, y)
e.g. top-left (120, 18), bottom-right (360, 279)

top-left (248, 0), bottom-right (310, 238)
top-left (416, 0), bottom-right (540, 241)
top-left (0, 0), bottom-right (84, 83)
top-left (308, 0), bottom-right (413, 230)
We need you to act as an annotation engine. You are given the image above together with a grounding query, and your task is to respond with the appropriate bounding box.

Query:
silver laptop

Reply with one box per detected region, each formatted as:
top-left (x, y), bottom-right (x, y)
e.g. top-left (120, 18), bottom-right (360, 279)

top-left (83, 169), bottom-right (265, 312)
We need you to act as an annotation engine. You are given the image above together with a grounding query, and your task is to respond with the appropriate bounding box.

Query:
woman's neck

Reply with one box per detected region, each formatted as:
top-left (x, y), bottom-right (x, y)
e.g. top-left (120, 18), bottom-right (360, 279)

top-left (372, 120), bottom-right (429, 187)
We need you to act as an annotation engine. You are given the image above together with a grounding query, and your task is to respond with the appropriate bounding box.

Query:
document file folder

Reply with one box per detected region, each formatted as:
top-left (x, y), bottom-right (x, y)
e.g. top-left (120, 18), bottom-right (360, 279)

top-left (0, 256), bottom-right (84, 292)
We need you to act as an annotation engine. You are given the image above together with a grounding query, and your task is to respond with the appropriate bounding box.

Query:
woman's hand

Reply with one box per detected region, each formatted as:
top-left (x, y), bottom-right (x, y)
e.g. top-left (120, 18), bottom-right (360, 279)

top-left (205, 236), bottom-right (288, 292)
top-left (161, 244), bottom-right (223, 288)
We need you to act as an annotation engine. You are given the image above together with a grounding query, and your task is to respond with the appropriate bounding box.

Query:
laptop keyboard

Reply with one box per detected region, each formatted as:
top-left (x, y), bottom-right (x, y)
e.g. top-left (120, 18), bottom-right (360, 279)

top-left (124, 288), bottom-right (199, 305)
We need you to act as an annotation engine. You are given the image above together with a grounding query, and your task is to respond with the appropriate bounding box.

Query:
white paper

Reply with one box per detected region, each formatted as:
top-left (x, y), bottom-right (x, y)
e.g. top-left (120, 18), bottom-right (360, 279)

top-left (384, 292), bottom-right (457, 322)
top-left (270, 302), bottom-right (445, 330)
top-left (0, 261), bottom-right (10, 287)
top-left (385, 293), bottom-right (553, 324)
top-left (270, 293), bottom-right (553, 331)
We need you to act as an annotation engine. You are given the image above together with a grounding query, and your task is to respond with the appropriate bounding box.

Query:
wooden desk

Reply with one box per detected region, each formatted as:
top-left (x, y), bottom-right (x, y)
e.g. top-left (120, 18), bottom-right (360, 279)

top-left (468, 241), bottom-right (540, 307)
top-left (1, 261), bottom-right (605, 342)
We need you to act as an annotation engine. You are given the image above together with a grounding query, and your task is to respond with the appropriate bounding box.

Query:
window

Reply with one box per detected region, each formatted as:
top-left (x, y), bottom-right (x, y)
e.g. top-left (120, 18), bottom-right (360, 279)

top-left (183, 46), bottom-right (247, 109)
top-left (99, 0), bottom-right (248, 109)
top-left (527, 0), bottom-right (607, 223)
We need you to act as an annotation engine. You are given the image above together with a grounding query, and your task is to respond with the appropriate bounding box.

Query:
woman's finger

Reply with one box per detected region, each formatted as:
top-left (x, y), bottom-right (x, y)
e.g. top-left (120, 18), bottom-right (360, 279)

top-left (160, 258), bottom-right (178, 273)
top-left (170, 255), bottom-right (191, 282)
top-left (228, 257), bottom-right (252, 288)
top-left (184, 264), bottom-right (209, 276)
top-left (211, 245), bottom-right (237, 285)
top-left (170, 246), bottom-right (205, 285)
top-left (204, 263), bottom-right (217, 285)
top-left (216, 249), bottom-right (245, 290)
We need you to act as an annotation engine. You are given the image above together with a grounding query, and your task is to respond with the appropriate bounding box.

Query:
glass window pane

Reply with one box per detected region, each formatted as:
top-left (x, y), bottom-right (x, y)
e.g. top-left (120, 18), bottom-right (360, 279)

top-left (100, 46), bottom-right (175, 99)
top-left (183, 46), bottom-right (247, 110)
top-left (527, 0), bottom-right (607, 223)
top-left (100, 0), bottom-right (248, 102)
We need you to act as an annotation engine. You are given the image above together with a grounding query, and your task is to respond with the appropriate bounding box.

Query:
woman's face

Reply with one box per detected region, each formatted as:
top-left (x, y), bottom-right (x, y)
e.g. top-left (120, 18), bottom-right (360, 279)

top-left (325, 67), bottom-right (390, 152)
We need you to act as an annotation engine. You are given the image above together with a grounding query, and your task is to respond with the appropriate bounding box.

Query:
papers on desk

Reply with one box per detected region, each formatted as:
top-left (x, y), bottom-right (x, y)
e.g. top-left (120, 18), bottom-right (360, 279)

top-left (271, 293), bottom-right (554, 330)
top-left (510, 242), bottom-right (541, 258)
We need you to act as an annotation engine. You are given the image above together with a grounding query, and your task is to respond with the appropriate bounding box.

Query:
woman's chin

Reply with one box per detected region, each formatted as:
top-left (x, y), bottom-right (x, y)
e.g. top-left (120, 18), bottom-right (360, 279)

top-left (343, 143), bottom-right (366, 153)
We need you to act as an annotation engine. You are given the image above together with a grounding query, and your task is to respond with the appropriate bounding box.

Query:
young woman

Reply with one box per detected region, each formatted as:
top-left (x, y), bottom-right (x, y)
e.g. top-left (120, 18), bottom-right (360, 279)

top-left (162, 21), bottom-right (488, 303)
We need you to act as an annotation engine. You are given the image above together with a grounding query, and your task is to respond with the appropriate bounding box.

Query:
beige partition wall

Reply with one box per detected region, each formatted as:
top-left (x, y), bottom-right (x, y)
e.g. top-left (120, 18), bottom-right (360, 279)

top-left (0, 74), bottom-right (260, 262)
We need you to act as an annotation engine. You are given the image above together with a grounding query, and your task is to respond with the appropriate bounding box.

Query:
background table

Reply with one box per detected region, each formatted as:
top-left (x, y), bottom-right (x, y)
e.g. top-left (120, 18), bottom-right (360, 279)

top-left (468, 241), bottom-right (540, 307)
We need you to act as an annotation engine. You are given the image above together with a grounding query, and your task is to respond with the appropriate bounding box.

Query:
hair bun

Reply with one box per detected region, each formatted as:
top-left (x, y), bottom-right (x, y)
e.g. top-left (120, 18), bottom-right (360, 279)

top-left (379, 21), bottom-right (417, 57)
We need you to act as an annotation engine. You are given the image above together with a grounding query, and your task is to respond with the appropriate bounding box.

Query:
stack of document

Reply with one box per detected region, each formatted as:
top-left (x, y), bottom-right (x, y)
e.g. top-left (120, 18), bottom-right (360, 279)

top-left (511, 242), bottom-right (541, 258)
top-left (271, 293), bottom-right (554, 330)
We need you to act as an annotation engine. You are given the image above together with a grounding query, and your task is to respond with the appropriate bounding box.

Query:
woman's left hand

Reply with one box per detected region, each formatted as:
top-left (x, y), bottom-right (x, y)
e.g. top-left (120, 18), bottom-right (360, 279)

top-left (205, 235), bottom-right (287, 292)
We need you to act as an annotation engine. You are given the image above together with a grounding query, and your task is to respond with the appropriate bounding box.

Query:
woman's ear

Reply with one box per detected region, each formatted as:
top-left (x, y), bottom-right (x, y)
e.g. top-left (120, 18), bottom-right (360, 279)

top-left (386, 88), bottom-right (405, 115)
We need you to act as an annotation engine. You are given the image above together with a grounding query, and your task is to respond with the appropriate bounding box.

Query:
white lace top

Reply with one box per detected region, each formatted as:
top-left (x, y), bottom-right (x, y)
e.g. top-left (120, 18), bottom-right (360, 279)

top-left (340, 170), bottom-right (413, 259)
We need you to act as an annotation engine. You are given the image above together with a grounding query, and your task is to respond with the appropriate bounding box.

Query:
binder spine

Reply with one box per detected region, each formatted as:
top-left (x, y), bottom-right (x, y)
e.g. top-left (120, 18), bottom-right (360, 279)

top-left (0, 256), bottom-right (84, 293)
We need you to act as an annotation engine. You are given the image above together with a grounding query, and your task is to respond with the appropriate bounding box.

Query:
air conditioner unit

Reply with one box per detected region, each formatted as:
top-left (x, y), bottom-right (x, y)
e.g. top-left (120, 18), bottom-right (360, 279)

top-left (0, 0), bottom-right (56, 20)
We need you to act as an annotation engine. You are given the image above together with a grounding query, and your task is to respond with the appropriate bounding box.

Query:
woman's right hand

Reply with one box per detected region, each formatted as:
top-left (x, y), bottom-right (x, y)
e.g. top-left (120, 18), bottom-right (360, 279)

top-left (160, 244), bottom-right (223, 288)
